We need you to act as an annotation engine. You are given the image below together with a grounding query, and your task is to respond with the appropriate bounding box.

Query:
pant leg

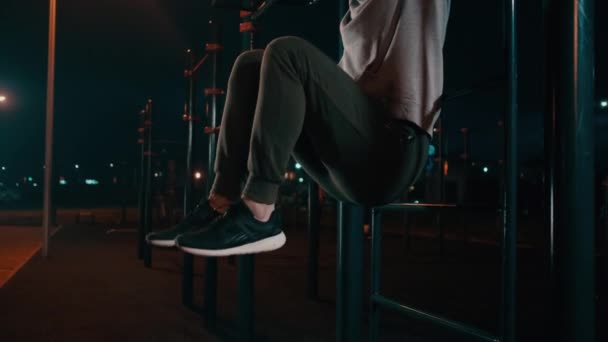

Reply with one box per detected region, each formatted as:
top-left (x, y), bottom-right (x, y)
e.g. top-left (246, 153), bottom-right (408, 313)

top-left (242, 37), bottom-right (428, 205)
top-left (210, 49), bottom-right (264, 201)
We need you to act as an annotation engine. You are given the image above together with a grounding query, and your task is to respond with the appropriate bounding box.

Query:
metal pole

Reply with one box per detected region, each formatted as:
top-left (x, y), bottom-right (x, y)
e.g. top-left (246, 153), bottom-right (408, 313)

top-left (203, 19), bottom-right (222, 330)
top-left (137, 109), bottom-right (147, 259)
top-left (369, 209), bottom-right (382, 342)
top-left (182, 49), bottom-right (196, 306)
top-left (307, 181), bottom-right (320, 299)
top-left (237, 10), bottom-right (256, 340)
top-left (541, 1), bottom-right (557, 334)
top-left (207, 20), bottom-right (221, 196)
top-left (336, 202), bottom-right (363, 342)
top-left (42, 0), bottom-right (57, 258)
top-left (184, 49), bottom-right (197, 215)
top-left (143, 100), bottom-right (153, 267)
top-left (548, 0), bottom-right (595, 340)
top-left (500, 0), bottom-right (518, 341)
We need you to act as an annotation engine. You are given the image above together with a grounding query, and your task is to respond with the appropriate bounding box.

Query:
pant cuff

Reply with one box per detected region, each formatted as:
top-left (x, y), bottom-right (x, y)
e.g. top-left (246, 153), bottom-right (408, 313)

top-left (210, 172), bottom-right (242, 202)
top-left (242, 176), bottom-right (280, 204)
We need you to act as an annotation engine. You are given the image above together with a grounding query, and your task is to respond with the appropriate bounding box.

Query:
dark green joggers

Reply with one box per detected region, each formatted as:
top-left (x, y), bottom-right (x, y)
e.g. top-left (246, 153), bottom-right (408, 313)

top-left (210, 37), bottom-right (429, 206)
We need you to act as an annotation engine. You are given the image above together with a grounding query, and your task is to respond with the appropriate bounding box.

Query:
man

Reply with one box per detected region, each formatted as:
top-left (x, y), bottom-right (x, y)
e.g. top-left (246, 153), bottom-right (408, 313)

top-left (147, 0), bottom-right (451, 256)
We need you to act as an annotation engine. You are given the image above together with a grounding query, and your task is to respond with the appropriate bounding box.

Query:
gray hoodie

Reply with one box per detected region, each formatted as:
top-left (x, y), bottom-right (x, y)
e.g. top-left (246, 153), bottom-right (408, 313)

top-left (339, 0), bottom-right (451, 136)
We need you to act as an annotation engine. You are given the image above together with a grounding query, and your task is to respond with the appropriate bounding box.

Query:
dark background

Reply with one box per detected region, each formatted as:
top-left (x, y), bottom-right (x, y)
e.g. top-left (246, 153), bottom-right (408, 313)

top-left (0, 0), bottom-right (606, 200)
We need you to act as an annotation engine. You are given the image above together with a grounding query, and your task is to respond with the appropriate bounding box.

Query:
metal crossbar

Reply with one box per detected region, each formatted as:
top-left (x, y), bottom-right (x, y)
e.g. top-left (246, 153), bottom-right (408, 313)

top-left (370, 205), bottom-right (502, 342)
top-left (371, 294), bottom-right (499, 342)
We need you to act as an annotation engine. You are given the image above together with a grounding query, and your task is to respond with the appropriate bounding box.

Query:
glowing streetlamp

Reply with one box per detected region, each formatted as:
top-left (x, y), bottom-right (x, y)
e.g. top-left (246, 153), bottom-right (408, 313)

top-left (194, 171), bottom-right (202, 180)
top-left (601, 100), bottom-right (608, 108)
top-left (0, 95), bottom-right (7, 103)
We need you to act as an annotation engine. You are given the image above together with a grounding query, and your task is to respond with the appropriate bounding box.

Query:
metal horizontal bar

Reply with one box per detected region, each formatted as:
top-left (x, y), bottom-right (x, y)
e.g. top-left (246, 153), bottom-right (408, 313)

top-left (371, 294), bottom-right (500, 342)
top-left (376, 202), bottom-right (500, 214)
top-left (376, 203), bottom-right (457, 213)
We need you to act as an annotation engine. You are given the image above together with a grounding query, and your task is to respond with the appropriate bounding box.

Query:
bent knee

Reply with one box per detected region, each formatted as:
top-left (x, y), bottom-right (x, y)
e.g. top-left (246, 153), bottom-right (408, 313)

top-left (233, 49), bottom-right (264, 67)
top-left (265, 36), bottom-right (309, 56)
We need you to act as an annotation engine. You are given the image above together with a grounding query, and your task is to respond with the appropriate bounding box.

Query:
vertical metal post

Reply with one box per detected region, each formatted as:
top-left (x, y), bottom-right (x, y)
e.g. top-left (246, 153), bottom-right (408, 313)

top-left (143, 100), bottom-right (153, 268)
top-left (42, 0), bottom-right (57, 258)
top-left (369, 209), bottom-right (382, 342)
top-left (437, 119), bottom-right (446, 203)
top-left (238, 255), bottom-right (255, 342)
top-left (307, 181), bottom-right (320, 299)
top-left (137, 109), bottom-right (147, 259)
top-left (203, 19), bottom-right (222, 330)
top-left (184, 49), bottom-right (197, 215)
top-left (182, 49), bottom-right (196, 306)
top-left (547, 0), bottom-right (596, 340)
top-left (541, 2), bottom-right (557, 334)
top-left (336, 202), bottom-right (363, 342)
top-left (181, 250), bottom-right (194, 307)
top-left (237, 10), bottom-right (256, 340)
top-left (206, 20), bottom-right (221, 196)
top-left (500, 1), bottom-right (518, 341)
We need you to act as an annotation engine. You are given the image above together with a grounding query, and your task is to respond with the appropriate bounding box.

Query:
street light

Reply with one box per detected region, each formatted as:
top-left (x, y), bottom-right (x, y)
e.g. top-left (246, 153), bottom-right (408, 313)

top-left (601, 100), bottom-right (608, 108)
top-left (0, 95), bottom-right (6, 103)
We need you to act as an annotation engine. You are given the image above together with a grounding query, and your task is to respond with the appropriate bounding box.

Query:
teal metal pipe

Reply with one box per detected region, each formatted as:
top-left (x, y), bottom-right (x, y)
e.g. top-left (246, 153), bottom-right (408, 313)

top-left (237, 255), bottom-right (255, 341)
top-left (143, 100), bottom-right (154, 268)
top-left (500, 0), bottom-right (518, 341)
top-left (137, 109), bottom-right (147, 260)
top-left (203, 19), bottom-right (222, 330)
top-left (369, 209), bottom-right (383, 342)
top-left (307, 181), bottom-right (320, 299)
top-left (371, 295), bottom-right (499, 342)
top-left (181, 253), bottom-right (194, 306)
top-left (181, 48), bottom-right (196, 306)
top-left (547, 0), bottom-right (596, 340)
top-left (336, 202), bottom-right (363, 342)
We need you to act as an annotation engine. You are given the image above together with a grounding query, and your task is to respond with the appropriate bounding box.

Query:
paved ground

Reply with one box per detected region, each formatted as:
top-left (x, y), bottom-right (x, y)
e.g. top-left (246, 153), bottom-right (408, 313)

top-left (0, 225), bottom-right (60, 288)
top-left (0, 212), bottom-right (604, 341)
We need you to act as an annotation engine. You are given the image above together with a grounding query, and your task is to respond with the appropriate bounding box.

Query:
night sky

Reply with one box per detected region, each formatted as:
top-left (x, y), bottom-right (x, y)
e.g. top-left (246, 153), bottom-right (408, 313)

top-left (0, 0), bottom-right (606, 182)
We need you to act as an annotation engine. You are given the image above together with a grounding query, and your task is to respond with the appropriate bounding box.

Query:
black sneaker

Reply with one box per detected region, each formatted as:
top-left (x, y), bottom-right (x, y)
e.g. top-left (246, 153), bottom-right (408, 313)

top-left (146, 201), bottom-right (221, 248)
top-left (176, 201), bottom-right (286, 257)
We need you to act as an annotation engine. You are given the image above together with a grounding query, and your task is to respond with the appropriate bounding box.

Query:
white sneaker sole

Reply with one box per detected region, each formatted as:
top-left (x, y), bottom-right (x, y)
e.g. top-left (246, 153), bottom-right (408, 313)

top-left (146, 236), bottom-right (177, 248)
top-left (177, 232), bottom-right (287, 257)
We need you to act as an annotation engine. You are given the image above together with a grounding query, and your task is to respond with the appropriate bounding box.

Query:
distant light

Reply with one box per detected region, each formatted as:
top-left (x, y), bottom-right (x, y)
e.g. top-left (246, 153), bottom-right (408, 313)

top-left (601, 100), bottom-right (608, 108)
top-left (1, 166), bottom-right (5, 171)
top-left (0, 95), bottom-right (6, 103)
top-left (194, 171), bottom-right (202, 180)
top-left (414, 200), bottom-right (420, 204)
top-left (33, 183), bottom-right (38, 187)
top-left (154, 172), bottom-right (159, 178)
top-left (483, 166), bottom-right (489, 173)
top-left (28, 177), bottom-right (33, 182)
top-left (59, 179), bottom-right (67, 185)
top-left (298, 177), bottom-right (304, 183)
top-left (74, 164), bottom-right (79, 169)
top-left (295, 163), bottom-right (302, 170)
top-left (16, 183), bottom-right (20, 187)
top-left (109, 163), bottom-right (114, 168)
top-left (85, 179), bottom-right (99, 185)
